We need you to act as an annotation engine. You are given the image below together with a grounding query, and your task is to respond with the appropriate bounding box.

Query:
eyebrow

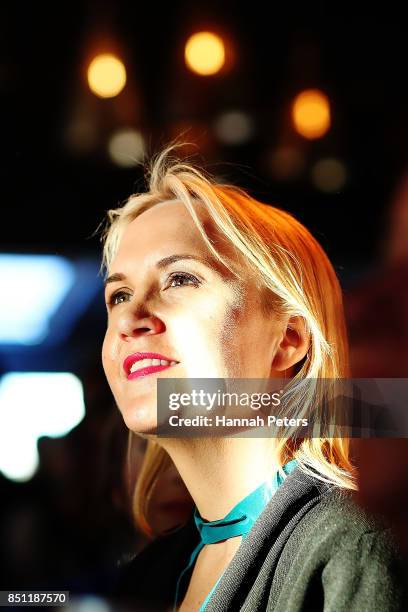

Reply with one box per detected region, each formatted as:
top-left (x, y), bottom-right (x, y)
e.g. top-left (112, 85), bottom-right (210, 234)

top-left (104, 253), bottom-right (224, 288)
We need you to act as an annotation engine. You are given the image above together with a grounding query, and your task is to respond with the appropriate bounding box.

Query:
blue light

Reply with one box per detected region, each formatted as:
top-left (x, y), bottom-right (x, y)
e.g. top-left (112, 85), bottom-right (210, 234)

top-left (0, 254), bottom-right (75, 345)
top-left (0, 371), bottom-right (85, 481)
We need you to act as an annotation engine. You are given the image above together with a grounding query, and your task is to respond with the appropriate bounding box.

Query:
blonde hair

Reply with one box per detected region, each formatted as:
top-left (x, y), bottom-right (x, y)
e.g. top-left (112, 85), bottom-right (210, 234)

top-left (99, 145), bottom-right (356, 537)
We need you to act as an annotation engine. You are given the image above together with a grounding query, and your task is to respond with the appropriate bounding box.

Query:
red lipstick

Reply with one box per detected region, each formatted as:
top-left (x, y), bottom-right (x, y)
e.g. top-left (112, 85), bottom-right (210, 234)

top-left (123, 352), bottom-right (178, 380)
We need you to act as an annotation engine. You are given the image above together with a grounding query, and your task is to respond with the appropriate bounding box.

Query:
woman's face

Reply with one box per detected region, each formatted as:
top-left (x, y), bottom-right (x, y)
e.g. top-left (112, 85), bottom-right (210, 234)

top-left (102, 200), bottom-right (285, 433)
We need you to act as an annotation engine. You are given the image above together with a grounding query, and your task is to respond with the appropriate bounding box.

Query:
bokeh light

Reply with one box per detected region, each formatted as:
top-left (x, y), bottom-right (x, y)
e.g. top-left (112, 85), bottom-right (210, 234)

top-left (292, 89), bottom-right (331, 139)
top-left (0, 372), bottom-right (85, 482)
top-left (268, 146), bottom-right (306, 181)
top-left (184, 32), bottom-right (225, 76)
top-left (214, 111), bottom-right (254, 145)
top-left (87, 54), bottom-right (127, 98)
top-left (108, 128), bottom-right (145, 167)
top-left (64, 114), bottom-right (98, 155)
top-left (311, 157), bottom-right (347, 192)
top-left (0, 254), bottom-right (75, 345)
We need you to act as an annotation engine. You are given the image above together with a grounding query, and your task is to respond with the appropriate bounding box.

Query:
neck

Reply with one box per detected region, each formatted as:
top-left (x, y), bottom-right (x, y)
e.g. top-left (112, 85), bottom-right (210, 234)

top-left (159, 437), bottom-right (280, 521)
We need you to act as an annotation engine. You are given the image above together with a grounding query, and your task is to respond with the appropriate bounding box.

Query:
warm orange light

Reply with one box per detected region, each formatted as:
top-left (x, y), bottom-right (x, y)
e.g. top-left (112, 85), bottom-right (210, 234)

top-left (87, 54), bottom-right (126, 98)
top-left (184, 32), bottom-right (225, 76)
top-left (292, 89), bottom-right (331, 139)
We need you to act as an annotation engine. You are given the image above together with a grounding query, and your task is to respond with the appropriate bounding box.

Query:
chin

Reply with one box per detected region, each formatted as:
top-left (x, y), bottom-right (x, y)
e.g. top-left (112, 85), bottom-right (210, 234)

top-left (119, 401), bottom-right (158, 435)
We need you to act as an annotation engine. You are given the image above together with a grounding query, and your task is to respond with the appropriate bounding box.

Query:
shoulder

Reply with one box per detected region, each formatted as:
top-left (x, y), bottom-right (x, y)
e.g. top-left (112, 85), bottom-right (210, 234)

top-left (273, 485), bottom-right (407, 611)
top-left (286, 486), bottom-right (402, 574)
top-left (291, 484), bottom-right (393, 541)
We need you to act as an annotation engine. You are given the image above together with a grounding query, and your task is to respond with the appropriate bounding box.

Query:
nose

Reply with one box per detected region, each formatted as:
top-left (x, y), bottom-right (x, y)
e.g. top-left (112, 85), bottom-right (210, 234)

top-left (117, 303), bottom-right (165, 340)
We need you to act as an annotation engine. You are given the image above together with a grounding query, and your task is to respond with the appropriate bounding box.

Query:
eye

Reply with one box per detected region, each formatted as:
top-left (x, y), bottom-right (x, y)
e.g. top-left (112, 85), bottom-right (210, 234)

top-left (107, 290), bottom-right (131, 307)
top-left (166, 272), bottom-right (201, 289)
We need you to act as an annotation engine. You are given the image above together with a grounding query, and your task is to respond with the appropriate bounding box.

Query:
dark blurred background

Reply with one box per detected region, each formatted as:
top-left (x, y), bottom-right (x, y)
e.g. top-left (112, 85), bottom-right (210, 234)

top-left (1, 1), bottom-right (408, 607)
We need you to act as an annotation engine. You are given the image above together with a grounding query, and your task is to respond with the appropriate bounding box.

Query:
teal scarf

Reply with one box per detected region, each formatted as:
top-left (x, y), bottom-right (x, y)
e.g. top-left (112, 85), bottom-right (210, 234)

top-left (173, 459), bottom-right (298, 611)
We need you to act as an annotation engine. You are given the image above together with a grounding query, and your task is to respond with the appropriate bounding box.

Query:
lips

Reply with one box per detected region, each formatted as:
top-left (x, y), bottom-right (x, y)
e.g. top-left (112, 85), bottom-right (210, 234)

top-left (123, 352), bottom-right (178, 380)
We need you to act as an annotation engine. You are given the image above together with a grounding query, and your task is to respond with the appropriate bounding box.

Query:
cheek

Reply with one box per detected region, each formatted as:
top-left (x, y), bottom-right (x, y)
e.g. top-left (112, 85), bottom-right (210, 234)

top-left (219, 301), bottom-right (276, 373)
top-left (220, 300), bottom-right (242, 338)
top-left (101, 330), bottom-right (116, 378)
top-left (216, 298), bottom-right (249, 371)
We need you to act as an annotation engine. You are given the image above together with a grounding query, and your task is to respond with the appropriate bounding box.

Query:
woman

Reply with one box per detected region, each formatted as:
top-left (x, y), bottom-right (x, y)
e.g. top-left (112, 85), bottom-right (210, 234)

top-left (99, 146), bottom-right (405, 611)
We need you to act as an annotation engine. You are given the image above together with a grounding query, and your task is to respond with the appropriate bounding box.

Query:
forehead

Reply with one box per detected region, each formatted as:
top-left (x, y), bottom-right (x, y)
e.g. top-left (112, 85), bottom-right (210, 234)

top-left (113, 199), bottom-right (233, 264)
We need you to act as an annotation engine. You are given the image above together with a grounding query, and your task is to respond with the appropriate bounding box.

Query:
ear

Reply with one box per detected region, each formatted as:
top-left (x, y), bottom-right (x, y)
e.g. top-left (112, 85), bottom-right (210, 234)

top-left (270, 316), bottom-right (310, 375)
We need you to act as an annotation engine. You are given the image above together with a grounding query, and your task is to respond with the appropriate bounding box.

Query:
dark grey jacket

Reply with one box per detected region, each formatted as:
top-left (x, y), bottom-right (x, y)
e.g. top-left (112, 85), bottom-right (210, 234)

top-left (114, 466), bottom-right (407, 611)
